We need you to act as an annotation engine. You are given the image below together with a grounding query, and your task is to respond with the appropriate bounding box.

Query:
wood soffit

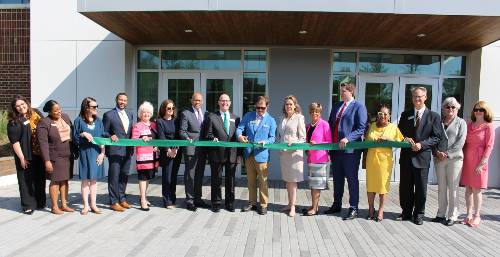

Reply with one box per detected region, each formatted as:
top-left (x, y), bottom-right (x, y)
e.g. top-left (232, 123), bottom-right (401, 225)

top-left (82, 11), bottom-right (500, 51)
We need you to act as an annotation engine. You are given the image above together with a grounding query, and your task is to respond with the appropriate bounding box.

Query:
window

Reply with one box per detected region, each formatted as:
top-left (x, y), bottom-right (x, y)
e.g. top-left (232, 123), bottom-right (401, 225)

top-left (137, 72), bottom-right (158, 110)
top-left (442, 78), bottom-right (465, 117)
top-left (243, 50), bottom-right (267, 113)
top-left (332, 52), bottom-right (357, 105)
top-left (443, 56), bottom-right (466, 76)
top-left (359, 53), bottom-right (440, 75)
top-left (161, 50), bottom-right (241, 70)
top-left (138, 50), bottom-right (160, 69)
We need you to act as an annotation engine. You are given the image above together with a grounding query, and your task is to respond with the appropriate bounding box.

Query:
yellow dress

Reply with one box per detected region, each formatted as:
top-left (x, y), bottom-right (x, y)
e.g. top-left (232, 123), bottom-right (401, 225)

top-left (366, 122), bottom-right (404, 194)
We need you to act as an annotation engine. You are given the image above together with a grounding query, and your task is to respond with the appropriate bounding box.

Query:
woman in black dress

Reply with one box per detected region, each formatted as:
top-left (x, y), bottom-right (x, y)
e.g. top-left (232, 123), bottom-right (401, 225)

top-left (156, 99), bottom-right (178, 209)
top-left (7, 95), bottom-right (46, 214)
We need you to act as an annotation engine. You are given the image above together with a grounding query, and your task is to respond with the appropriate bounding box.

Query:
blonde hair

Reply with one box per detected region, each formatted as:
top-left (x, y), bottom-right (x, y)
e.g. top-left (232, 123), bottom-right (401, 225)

top-left (282, 95), bottom-right (301, 117)
top-left (471, 100), bottom-right (493, 123)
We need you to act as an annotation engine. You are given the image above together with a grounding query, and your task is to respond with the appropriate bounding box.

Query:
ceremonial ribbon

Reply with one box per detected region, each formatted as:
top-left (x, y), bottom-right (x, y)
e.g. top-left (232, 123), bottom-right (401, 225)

top-left (92, 137), bottom-right (411, 150)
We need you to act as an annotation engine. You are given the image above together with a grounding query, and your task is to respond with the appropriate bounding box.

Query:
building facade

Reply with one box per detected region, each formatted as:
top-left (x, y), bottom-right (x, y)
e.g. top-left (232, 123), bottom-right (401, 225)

top-left (0, 1), bottom-right (29, 109)
top-left (30, 0), bottom-right (500, 186)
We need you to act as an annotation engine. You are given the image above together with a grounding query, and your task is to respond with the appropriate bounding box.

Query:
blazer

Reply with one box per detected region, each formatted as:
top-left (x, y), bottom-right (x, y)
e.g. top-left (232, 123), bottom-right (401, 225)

top-left (398, 108), bottom-right (443, 168)
top-left (179, 106), bottom-right (209, 156)
top-left (204, 111), bottom-right (241, 163)
top-left (328, 100), bottom-right (368, 154)
top-left (277, 113), bottom-right (306, 144)
top-left (434, 116), bottom-right (467, 160)
top-left (37, 113), bottom-right (73, 162)
top-left (236, 112), bottom-right (277, 163)
top-left (102, 108), bottom-right (134, 157)
top-left (306, 118), bottom-right (332, 164)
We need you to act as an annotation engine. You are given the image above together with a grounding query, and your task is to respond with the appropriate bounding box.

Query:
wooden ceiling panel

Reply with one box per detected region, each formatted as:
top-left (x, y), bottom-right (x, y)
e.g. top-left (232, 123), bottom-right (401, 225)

top-left (82, 11), bottom-right (500, 51)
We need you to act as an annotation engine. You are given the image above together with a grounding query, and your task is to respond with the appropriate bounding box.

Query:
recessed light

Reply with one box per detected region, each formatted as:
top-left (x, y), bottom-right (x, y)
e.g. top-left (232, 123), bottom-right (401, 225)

top-left (184, 29), bottom-right (193, 33)
top-left (417, 33), bottom-right (426, 38)
top-left (298, 30), bottom-right (308, 34)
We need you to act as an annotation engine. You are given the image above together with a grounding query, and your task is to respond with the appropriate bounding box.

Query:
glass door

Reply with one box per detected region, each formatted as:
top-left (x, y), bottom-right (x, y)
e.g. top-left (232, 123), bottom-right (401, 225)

top-left (357, 76), bottom-right (399, 181)
top-left (202, 72), bottom-right (242, 117)
top-left (397, 77), bottom-right (440, 183)
top-left (160, 72), bottom-right (201, 113)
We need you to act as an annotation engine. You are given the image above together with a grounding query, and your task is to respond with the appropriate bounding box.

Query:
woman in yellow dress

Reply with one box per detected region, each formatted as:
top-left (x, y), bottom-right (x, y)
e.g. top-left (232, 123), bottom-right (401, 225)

top-left (365, 105), bottom-right (404, 221)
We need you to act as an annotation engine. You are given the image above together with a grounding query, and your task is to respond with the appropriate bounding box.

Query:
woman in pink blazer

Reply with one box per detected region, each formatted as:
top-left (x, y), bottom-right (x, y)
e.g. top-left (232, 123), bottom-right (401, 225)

top-left (303, 102), bottom-right (332, 216)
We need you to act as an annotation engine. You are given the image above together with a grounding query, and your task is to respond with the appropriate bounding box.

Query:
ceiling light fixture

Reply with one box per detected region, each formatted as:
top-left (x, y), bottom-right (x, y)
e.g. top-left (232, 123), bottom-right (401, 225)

top-left (417, 33), bottom-right (426, 38)
top-left (184, 29), bottom-right (193, 33)
top-left (298, 30), bottom-right (308, 34)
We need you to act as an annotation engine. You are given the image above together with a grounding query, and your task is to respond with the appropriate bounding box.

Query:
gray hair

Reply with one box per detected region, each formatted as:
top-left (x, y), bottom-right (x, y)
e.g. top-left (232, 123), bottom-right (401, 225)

top-left (441, 97), bottom-right (461, 110)
top-left (411, 86), bottom-right (427, 96)
top-left (138, 101), bottom-right (154, 117)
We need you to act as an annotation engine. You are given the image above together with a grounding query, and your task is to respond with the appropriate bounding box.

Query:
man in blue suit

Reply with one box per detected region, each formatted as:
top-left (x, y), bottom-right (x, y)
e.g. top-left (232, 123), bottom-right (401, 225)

top-left (236, 96), bottom-right (276, 215)
top-left (102, 93), bottom-right (134, 212)
top-left (326, 82), bottom-right (367, 220)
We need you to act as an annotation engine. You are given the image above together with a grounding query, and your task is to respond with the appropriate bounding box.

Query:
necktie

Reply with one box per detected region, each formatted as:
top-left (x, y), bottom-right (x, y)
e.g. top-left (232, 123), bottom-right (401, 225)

top-left (415, 110), bottom-right (420, 129)
top-left (333, 103), bottom-right (347, 143)
top-left (197, 109), bottom-right (203, 126)
top-left (224, 112), bottom-right (230, 134)
top-left (119, 110), bottom-right (129, 134)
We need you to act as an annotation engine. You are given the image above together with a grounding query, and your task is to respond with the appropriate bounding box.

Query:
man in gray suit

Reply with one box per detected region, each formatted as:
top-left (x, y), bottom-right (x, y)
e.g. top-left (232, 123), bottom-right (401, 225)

top-left (179, 92), bottom-right (209, 211)
top-left (204, 93), bottom-right (241, 212)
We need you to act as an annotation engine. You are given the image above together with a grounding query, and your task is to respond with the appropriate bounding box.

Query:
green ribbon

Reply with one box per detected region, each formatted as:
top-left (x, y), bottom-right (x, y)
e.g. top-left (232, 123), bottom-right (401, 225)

top-left (92, 137), bottom-right (410, 150)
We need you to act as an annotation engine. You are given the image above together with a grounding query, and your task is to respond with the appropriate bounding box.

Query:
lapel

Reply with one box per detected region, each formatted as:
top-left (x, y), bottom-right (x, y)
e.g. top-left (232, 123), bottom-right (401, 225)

top-left (229, 113), bottom-right (237, 136)
top-left (308, 118), bottom-right (323, 141)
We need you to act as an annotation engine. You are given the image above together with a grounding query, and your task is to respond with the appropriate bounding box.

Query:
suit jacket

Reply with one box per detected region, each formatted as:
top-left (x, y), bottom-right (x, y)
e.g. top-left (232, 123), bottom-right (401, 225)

top-left (398, 108), bottom-right (443, 168)
top-left (204, 111), bottom-right (241, 163)
top-left (236, 112), bottom-right (277, 163)
top-left (277, 113), bottom-right (306, 144)
top-left (434, 116), bottom-right (467, 160)
top-left (102, 108), bottom-right (134, 157)
top-left (37, 113), bottom-right (73, 162)
top-left (306, 118), bottom-right (332, 164)
top-left (328, 100), bottom-right (367, 154)
top-left (179, 106), bottom-right (209, 156)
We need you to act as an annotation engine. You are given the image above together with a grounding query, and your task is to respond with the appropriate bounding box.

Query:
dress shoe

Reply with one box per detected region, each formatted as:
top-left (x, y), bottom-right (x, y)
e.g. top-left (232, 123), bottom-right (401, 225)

top-left (343, 208), bottom-right (358, 220)
top-left (431, 216), bottom-right (446, 223)
top-left (413, 217), bottom-right (424, 225)
top-left (194, 201), bottom-right (210, 209)
top-left (324, 205), bottom-right (341, 214)
top-left (241, 205), bottom-right (257, 212)
top-left (91, 207), bottom-right (102, 214)
top-left (165, 205), bottom-right (176, 210)
top-left (302, 210), bottom-right (317, 216)
top-left (212, 204), bottom-right (221, 213)
top-left (397, 214), bottom-right (412, 221)
top-left (186, 203), bottom-right (197, 212)
top-left (445, 219), bottom-right (455, 226)
top-left (23, 209), bottom-right (34, 215)
top-left (225, 203), bottom-right (235, 212)
top-left (119, 201), bottom-right (131, 209)
top-left (140, 206), bottom-right (150, 211)
top-left (61, 205), bottom-right (75, 212)
top-left (258, 207), bottom-right (268, 215)
top-left (110, 203), bottom-right (125, 212)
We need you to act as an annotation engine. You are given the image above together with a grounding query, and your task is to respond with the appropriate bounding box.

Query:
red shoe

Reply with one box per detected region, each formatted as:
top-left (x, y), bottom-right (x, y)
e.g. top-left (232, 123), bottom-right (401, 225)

top-left (469, 215), bottom-right (481, 228)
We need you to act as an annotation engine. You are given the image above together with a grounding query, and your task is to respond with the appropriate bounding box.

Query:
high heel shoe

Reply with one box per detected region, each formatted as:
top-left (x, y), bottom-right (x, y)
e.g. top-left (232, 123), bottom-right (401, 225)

top-left (366, 208), bottom-right (375, 220)
top-left (469, 215), bottom-right (481, 227)
top-left (80, 208), bottom-right (89, 215)
top-left (91, 207), bottom-right (102, 214)
top-left (461, 217), bottom-right (472, 225)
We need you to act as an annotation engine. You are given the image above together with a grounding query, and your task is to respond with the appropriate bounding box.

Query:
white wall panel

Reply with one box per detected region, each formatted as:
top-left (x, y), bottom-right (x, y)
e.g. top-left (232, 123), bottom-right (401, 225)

top-left (32, 0), bottom-right (121, 41)
top-left (76, 41), bottom-right (126, 109)
top-left (31, 41), bottom-right (77, 109)
top-left (479, 44), bottom-right (500, 116)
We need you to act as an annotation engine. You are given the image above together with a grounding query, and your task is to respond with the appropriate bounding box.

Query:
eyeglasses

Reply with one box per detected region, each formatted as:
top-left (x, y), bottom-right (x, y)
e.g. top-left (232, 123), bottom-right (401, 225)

top-left (445, 106), bottom-right (456, 109)
top-left (412, 95), bottom-right (425, 99)
top-left (255, 106), bottom-right (266, 110)
top-left (377, 112), bottom-right (389, 116)
top-left (473, 108), bottom-right (486, 113)
top-left (166, 107), bottom-right (175, 111)
top-left (88, 105), bottom-right (98, 109)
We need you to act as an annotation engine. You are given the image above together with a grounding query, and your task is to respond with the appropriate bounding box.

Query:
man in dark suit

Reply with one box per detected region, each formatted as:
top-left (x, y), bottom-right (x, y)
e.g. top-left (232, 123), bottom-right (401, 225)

top-left (325, 82), bottom-right (367, 220)
top-left (179, 92), bottom-right (209, 211)
top-left (398, 86), bottom-right (442, 225)
top-left (102, 93), bottom-right (134, 212)
top-left (204, 93), bottom-right (241, 213)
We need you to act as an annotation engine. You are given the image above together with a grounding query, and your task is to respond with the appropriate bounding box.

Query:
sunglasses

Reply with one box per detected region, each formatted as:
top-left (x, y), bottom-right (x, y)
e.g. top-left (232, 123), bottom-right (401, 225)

top-left (445, 106), bottom-right (456, 109)
top-left (377, 112), bottom-right (389, 116)
top-left (166, 107), bottom-right (175, 111)
top-left (255, 106), bottom-right (266, 110)
top-left (473, 108), bottom-right (485, 113)
top-left (88, 105), bottom-right (98, 109)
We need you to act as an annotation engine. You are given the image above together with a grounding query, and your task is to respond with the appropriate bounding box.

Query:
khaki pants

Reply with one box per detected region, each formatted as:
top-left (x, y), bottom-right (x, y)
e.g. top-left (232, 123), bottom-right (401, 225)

top-left (435, 158), bottom-right (463, 221)
top-left (245, 155), bottom-right (269, 208)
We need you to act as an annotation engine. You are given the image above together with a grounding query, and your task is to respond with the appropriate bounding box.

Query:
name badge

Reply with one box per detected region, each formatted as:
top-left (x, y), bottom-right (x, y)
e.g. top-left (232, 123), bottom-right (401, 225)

top-left (51, 123), bottom-right (58, 127)
top-left (408, 116), bottom-right (414, 120)
top-left (250, 120), bottom-right (258, 125)
top-left (263, 124), bottom-right (270, 128)
top-left (23, 120), bottom-right (30, 125)
top-left (230, 119), bottom-right (236, 122)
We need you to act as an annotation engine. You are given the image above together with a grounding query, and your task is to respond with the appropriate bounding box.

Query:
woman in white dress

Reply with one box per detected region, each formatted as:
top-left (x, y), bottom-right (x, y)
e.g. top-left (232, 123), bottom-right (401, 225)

top-left (278, 95), bottom-right (306, 217)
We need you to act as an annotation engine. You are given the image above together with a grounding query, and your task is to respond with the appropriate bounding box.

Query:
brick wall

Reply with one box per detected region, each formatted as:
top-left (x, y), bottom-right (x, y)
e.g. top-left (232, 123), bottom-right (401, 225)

top-left (0, 8), bottom-right (30, 110)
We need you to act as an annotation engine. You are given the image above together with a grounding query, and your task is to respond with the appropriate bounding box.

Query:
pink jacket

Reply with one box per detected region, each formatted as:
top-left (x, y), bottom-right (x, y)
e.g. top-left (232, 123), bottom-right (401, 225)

top-left (306, 119), bottom-right (332, 164)
top-left (132, 122), bottom-right (159, 170)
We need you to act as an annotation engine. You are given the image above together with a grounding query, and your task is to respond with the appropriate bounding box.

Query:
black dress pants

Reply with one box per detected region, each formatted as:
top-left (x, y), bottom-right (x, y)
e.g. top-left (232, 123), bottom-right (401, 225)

top-left (399, 162), bottom-right (429, 218)
top-left (210, 161), bottom-right (236, 205)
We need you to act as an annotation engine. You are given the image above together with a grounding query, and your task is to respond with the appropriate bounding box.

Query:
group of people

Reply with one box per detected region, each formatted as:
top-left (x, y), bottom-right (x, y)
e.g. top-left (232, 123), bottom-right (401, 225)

top-left (7, 82), bottom-right (495, 228)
